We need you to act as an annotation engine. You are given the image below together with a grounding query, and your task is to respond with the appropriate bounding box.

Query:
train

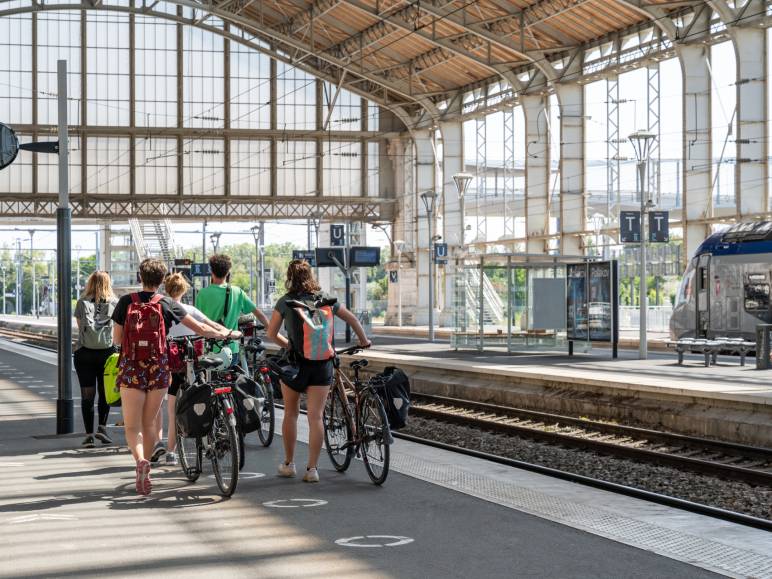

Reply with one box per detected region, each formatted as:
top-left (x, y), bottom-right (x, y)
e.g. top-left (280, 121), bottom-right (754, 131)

top-left (669, 220), bottom-right (772, 341)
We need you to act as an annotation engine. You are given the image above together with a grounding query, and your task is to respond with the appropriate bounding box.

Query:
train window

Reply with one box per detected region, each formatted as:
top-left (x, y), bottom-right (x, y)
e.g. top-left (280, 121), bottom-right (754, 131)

top-left (744, 283), bottom-right (770, 312)
top-left (697, 267), bottom-right (708, 291)
top-left (675, 263), bottom-right (695, 306)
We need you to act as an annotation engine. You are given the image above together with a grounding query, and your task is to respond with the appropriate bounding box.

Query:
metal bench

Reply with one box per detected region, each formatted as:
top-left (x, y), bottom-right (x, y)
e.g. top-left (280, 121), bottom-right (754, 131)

top-left (665, 338), bottom-right (756, 367)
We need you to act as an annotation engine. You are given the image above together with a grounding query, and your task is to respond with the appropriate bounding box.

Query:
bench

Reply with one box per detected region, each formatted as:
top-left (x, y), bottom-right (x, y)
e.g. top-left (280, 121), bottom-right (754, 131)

top-left (665, 338), bottom-right (756, 367)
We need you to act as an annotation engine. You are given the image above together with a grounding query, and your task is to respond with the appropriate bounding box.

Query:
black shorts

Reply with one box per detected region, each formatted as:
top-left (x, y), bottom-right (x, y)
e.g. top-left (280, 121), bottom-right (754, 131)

top-left (168, 372), bottom-right (184, 397)
top-left (285, 359), bottom-right (334, 393)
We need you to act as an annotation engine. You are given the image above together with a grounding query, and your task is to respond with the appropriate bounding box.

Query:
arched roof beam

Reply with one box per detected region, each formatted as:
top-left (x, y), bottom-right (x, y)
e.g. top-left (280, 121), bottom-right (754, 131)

top-left (0, 0), bottom-right (422, 127)
top-left (278, 0), bottom-right (341, 37)
top-left (334, 0), bottom-right (525, 91)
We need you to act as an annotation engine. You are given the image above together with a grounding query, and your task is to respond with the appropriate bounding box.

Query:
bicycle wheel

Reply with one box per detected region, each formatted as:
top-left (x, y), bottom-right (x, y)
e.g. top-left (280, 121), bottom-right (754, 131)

top-left (209, 404), bottom-right (240, 497)
top-left (359, 392), bottom-right (390, 485)
top-left (324, 387), bottom-right (354, 472)
top-left (238, 431), bottom-right (246, 471)
top-left (255, 374), bottom-right (275, 447)
top-left (176, 430), bottom-right (202, 482)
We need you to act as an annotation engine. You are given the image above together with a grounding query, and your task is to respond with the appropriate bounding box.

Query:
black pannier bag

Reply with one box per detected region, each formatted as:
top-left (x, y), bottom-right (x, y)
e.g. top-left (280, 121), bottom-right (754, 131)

top-left (374, 366), bottom-right (410, 430)
top-left (175, 383), bottom-right (215, 438)
top-left (233, 374), bottom-right (263, 434)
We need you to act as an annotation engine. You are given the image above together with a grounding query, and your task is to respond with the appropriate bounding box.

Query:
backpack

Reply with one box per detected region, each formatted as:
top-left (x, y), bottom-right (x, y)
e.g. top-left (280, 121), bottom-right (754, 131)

top-left (78, 299), bottom-right (114, 350)
top-left (374, 366), bottom-right (411, 430)
top-left (122, 293), bottom-right (166, 361)
top-left (175, 383), bottom-right (215, 438)
top-left (286, 293), bottom-right (336, 361)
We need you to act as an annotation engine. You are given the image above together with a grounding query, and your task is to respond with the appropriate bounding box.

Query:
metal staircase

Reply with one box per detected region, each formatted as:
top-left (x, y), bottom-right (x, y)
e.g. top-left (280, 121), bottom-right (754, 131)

top-left (128, 219), bottom-right (179, 262)
top-left (462, 269), bottom-right (505, 326)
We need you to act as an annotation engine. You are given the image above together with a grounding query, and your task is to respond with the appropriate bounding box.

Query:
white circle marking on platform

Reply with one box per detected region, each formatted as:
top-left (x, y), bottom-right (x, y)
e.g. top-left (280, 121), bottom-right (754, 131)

top-left (335, 535), bottom-right (414, 548)
top-left (207, 472), bottom-right (265, 480)
top-left (263, 498), bottom-right (328, 508)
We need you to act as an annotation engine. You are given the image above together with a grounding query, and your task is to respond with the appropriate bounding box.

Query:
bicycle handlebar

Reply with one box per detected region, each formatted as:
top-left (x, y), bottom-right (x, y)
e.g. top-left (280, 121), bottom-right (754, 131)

top-left (336, 343), bottom-right (370, 357)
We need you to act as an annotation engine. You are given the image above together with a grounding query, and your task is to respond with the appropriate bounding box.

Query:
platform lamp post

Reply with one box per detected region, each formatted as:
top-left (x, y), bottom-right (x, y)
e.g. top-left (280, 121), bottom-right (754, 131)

top-left (210, 232), bottom-right (221, 256)
top-left (629, 130), bottom-right (657, 360)
top-left (420, 190), bottom-right (438, 342)
top-left (250, 223), bottom-right (265, 308)
top-left (452, 173), bottom-right (473, 249)
top-left (394, 240), bottom-right (405, 327)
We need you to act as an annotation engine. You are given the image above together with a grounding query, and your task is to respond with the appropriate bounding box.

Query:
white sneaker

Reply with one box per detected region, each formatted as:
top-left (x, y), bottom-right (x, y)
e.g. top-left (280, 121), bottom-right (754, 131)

top-left (302, 468), bottom-right (319, 483)
top-left (277, 462), bottom-right (296, 477)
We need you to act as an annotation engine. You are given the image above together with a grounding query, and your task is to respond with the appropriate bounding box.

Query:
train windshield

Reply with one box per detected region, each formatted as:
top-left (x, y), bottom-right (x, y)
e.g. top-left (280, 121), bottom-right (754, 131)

top-left (675, 260), bottom-right (696, 306)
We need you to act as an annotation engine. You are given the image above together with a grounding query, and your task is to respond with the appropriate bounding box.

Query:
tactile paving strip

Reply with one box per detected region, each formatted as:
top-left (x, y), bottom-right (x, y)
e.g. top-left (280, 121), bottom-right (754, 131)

top-left (390, 454), bottom-right (772, 579)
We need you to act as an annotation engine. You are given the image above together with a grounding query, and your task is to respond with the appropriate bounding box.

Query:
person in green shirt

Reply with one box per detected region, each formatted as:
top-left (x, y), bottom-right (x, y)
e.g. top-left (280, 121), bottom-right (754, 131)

top-left (196, 253), bottom-right (270, 358)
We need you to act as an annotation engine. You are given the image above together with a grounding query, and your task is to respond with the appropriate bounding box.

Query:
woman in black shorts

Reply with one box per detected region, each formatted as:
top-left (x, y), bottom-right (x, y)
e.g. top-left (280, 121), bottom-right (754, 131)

top-left (267, 259), bottom-right (370, 483)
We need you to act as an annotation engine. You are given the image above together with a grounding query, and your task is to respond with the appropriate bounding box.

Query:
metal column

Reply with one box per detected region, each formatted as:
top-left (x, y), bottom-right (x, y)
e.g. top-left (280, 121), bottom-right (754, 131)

top-left (503, 109), bottom-right (516, 240)
top-left (522, 94), bottom-right (550, 254)
top-left (414, 130), bottom-right (435, 327)
top-left (647, 64), bottom-right (661, 205)
top-left (556, 80), bottom-right (585, 255)
top-left (56, 59), bottom-right (74, 435)
top-left (475, 116), bottom-right (487, 244)
top-left (606, 76), bottom-right (620, 210)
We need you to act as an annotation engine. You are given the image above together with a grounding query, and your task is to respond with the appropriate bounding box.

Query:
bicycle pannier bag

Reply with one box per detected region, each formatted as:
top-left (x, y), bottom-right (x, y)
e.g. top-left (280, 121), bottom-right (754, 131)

top-left (103, 352), bottom-right (121, 406)
top-left (287, 294), bottom-right (336, 361)
top-left (175, 383), bottom-right (215, 438)
top-left (376, 366), bottom-right (411, 430)
top-left (122, 293), bottom-right (166, 361)
top-left (233, 375), bottom-right (264, 434)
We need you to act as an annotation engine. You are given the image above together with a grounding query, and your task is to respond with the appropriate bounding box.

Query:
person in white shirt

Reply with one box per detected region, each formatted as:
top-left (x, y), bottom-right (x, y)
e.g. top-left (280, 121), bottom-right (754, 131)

top-left (160, 272), bottom-right (231, 465)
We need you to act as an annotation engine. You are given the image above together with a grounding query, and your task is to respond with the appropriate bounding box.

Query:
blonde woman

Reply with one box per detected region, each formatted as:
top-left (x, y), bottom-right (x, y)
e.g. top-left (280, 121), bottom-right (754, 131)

top-left (74, 271), bottom-right (118, 447)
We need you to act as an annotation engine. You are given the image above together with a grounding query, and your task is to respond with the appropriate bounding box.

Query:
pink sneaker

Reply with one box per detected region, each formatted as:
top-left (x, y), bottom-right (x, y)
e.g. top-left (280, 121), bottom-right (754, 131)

top-left (136, 459), bottom-right (152, 495)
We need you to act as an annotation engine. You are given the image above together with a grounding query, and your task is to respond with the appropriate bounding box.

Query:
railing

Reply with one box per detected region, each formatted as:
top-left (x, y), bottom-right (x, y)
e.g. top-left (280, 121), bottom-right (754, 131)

top-left (128, 219), bottom-right (147, 262)
top-left (618, 306), bottom-right (673, 333)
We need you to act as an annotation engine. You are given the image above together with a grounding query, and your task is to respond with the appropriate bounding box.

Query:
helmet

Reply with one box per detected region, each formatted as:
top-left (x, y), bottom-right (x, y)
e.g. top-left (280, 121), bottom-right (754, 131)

top-left (212, 348), bottom-right (233, 369)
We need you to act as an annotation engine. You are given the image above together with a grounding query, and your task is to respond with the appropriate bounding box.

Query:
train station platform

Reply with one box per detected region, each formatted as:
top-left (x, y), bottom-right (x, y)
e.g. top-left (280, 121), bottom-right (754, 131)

top-left (1, 339), bottom-right (771, 578)
top-left (1, 314), bottom-right (771, 446)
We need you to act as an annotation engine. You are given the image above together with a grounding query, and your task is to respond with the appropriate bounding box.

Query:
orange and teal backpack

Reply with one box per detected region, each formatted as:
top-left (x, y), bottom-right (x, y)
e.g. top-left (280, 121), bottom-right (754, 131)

top-left (286, 294), bottom-right (336, 361)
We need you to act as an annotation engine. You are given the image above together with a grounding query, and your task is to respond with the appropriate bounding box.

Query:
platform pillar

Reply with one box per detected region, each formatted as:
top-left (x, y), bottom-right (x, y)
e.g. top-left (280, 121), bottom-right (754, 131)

top-left (522, 94), bottom-right (550, 254)
top-left (677, 19), bottom-right (712, 267)
top-left (730, 20), bottom-right (768, 218)
top-left (413, 130), bottom-right (437, 327)
top-left (555, 79), bottom-right (585, 255)
top-left (440, 119), bottom-right (463, 327)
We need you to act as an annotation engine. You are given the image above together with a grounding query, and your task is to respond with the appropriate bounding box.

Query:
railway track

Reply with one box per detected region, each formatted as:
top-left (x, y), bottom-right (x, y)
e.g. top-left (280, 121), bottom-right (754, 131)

top-left (0, 327), bottom-right (60, 349)
top-left (411, 393), bottom-right (772, 487)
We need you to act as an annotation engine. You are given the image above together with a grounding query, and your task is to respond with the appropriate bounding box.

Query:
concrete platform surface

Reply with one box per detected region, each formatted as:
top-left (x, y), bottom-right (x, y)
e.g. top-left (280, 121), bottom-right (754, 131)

top-left (1, 341), bottom-right (772, 578)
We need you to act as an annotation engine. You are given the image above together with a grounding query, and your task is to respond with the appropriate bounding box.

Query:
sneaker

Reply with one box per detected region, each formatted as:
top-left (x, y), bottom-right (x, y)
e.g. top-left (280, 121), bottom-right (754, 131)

top-left (94, 426), bottom-right (114, 445)
top-left (277, 462), bottom-right (296, 478)
top-left (165, 452), bottom-right (178, 466)
top-left (302, 468), bottom-right (319, 483)
top-left (135, 459), bottom-right (152, 495)
top-left (149, 442), bottom-right (166, 465)
top-left (81, 435), bottom-right (95, 448)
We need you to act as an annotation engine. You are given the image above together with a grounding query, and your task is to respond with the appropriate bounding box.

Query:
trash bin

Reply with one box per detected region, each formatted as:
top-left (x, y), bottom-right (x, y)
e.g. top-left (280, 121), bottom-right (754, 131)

top-left (755, 324), bottom-right (772, 369)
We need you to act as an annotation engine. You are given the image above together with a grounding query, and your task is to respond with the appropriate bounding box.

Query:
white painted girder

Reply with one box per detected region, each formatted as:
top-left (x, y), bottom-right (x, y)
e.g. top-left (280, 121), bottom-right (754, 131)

top-left (522, 94), bottom-right (551, 254)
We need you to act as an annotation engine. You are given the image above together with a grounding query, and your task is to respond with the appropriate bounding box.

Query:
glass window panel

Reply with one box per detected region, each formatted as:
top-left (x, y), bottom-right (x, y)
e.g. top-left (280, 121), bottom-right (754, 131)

top-left (231, 44), bottom-right (270, 129)
top-left (183, 139), bottom-right (224, 195)
top-left (0, 15), bottom-right (33, 124)
top-left (323, 83), bottom-right (361, 131)
top-left (38, 136), bottom-right (81, 194)
top-left (87, 137), bottom-right (131, 194)
top-left (367, 101), bottom-right (379, 132)
top-left (136, 16), bottom-right (177, 128)
top-left (276, 63), bottom-right (315, 130)
top-left (136, 138), bottom-right (177, 195)
top-left (37, 12), bottom-right (81, 125)
top-left (0, 134), bottom-right (33, 194)
top-left (367, 141), bottom-right (379, 197)
top-left (277, 140), bottom-right (316, 196)
top-left (324, 141), bottom-right (361, 197)
top-left (230, 140), bottom-right (271, 196)
top-left (183, 24), bottom-right (224, 128)
top-left (87, 12), bottom-right (130, 126)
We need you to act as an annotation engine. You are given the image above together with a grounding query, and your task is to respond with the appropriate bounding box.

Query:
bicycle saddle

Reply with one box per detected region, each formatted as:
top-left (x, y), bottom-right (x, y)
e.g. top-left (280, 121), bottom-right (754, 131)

top-left (245, 343), bottom-right (265, 354)
top-left (198, 355), bottom-right (225, 369)
top-left (350, 359), bottom-right (368, 370)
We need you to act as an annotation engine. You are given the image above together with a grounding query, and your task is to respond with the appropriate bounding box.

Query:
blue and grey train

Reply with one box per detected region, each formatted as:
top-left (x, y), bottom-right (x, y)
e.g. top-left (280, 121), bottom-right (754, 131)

top-left (670, 221), bottom-right (772, 341)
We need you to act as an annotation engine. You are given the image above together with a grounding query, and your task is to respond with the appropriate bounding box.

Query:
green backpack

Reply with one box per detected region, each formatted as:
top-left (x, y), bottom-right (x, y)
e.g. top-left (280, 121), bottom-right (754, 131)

top-left (103, 352), bottom-right (121, 406)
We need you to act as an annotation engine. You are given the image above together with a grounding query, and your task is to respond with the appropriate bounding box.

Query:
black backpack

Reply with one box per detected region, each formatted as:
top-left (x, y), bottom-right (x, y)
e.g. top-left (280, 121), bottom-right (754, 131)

top-left (175, 383), bottom-right (215, 438)
top-left (233, 374), bottom-right (263, 434)
top-left (375, 366), bottom-right (410, 430)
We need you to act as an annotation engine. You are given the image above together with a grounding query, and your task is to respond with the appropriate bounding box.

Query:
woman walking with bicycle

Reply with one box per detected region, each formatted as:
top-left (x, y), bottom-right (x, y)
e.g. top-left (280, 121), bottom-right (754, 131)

top-left (112, 259), bottom-right (237, 496)
top-left (266, 259), bottom-right (370, 483)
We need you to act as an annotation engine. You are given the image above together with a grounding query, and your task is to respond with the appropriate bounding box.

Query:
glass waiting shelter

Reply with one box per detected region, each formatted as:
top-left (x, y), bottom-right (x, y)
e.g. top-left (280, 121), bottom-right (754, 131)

top-left (450, 253), bottom-right (617, 354)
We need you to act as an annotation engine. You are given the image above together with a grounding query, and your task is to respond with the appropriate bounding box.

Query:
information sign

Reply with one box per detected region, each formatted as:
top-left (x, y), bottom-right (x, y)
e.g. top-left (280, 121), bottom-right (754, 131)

top-left (330, 224), bottom-right (346, 247)
top-left (620, 211), bottom-right (641, 243)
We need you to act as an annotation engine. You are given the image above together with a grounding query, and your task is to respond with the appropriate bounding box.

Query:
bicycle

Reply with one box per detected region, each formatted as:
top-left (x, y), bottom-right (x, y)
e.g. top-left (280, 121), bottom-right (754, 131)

top-left (237, 316), bottom-right (275, 448)
top-left (323, 345), bottom-right (391, 485)
top-left (171, 336), bottom-right (240, 497)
